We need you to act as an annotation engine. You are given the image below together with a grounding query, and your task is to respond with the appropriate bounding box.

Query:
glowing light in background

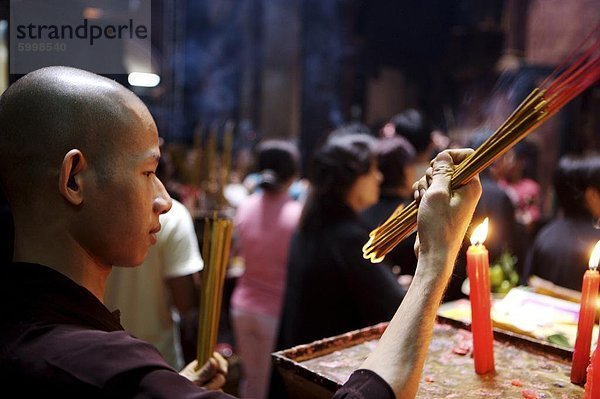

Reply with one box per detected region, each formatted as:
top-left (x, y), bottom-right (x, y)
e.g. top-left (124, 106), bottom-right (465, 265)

top-left (128, 72), bottom-right (160, 88)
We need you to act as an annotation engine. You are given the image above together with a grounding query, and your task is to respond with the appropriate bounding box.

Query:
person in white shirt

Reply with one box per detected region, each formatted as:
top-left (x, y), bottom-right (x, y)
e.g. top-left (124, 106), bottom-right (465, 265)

top-left (105, 196), bottom-right (203, 370)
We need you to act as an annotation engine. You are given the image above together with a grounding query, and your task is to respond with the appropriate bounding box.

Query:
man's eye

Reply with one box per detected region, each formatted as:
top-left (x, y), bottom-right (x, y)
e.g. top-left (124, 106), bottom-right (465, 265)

top-left (144, 171), bottom-right (155, 177)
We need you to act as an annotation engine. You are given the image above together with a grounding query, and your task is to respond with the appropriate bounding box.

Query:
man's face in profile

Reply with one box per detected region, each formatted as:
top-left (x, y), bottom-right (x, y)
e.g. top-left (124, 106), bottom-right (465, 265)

top-left (76, 104), bottom-right (172, 268)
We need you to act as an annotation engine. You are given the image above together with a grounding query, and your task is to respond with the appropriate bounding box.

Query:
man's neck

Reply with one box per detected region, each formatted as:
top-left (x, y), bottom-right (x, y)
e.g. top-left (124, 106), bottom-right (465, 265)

top-left (12, 224), bottom-right (111, 302)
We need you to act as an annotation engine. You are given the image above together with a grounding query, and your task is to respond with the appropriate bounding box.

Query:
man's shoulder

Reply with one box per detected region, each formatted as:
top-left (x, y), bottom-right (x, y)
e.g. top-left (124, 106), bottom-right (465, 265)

top-left (0, 325), bottom-right (175, 393)
top-left (3, 324), bottom-right (171, 366)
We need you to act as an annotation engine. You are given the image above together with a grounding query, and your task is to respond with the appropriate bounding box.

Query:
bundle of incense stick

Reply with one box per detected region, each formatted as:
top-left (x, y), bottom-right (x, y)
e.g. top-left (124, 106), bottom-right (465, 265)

top-left (363, 26), bottom-right (600, 264)
top-left (196, 214), bottom-right (234, 367)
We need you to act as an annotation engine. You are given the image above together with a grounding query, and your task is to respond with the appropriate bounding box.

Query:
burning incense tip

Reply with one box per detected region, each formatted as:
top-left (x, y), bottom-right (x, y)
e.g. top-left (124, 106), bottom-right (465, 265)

top-left (362, 235), bottom-right (385, 263)
top-left (368, 253), bottom-right (385, 264)
top-left (362, 236), bottom-right (374, 254)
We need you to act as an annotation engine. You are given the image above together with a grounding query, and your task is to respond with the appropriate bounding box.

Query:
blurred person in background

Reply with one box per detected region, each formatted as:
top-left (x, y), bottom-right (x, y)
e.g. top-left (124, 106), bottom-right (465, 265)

top-left (242, 141), bottom-right (308, 204)
top-left (389, 108), bottom-right (436, 178)
top-left (230, 139), bottom-right (303, 399)
top-left (361, 135), bottom-right (418, 284)
top-left (522, 154), bottom-right (600, 291)
top-left (494, 139), bottom-right (542, 237)
top-left (271, 132), bottom-right (407, 398)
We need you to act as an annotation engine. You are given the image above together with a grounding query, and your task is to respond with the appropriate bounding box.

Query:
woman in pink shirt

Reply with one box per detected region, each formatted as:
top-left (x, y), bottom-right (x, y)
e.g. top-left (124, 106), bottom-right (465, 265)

top-left (230, 140), bottom-right (303, 399)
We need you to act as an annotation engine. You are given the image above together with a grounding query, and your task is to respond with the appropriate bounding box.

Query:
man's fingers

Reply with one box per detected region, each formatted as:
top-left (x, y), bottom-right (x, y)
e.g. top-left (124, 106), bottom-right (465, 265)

top-left (212, 351), bottom-right (228, 375)
top-left (196, 357), bottom-right (217, 381)
top-left (413, 176), bottom-right (427, 202)
top-left (427, 151), bottom-right (455, 195)
top-left (442, 148), bottom-right (474, 165)
top-left (415, 148), bottom-right (476, 203)
top-left (200, 353), bottom-right (228, 391)
top-left (179, 353), bottom-right (229, 390)
top-left (187, 359), bottom-right (199, 371)
top-left (203, 373), bottom-right (227, 391)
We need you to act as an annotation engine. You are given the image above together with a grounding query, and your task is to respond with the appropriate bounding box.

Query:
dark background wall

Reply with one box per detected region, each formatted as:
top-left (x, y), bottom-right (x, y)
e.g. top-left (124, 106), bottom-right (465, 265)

top-left (1, 0), bottom-right (599, 204)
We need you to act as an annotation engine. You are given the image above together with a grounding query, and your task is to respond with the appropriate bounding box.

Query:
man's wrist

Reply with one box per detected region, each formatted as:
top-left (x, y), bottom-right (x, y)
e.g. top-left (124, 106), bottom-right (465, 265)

top-left (415, 250), bottom-right (454, 281)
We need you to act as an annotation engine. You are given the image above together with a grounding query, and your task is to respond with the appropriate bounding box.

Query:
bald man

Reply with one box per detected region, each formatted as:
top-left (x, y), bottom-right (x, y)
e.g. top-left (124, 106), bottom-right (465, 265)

top-left (0, 67), bottom-right (481, 399)
top-left (0, 66), bottom-right (230, 397)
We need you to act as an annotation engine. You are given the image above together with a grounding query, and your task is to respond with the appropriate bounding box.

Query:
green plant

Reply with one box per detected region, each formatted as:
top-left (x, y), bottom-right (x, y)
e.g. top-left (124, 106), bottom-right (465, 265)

top-left (489, 250), bottom-right (519, 294)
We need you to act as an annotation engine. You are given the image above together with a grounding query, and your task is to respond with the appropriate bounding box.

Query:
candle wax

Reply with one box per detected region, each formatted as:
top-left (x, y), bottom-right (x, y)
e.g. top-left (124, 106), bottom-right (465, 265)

top-left (467, 244), bottom-right (495, 375)
top-left (571, 269), bottom-right (600, 384)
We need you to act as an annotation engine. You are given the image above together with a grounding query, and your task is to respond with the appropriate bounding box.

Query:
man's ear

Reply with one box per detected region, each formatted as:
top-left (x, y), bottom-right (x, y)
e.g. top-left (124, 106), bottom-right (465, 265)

top-left (58, 149), bottom-right (87, 206)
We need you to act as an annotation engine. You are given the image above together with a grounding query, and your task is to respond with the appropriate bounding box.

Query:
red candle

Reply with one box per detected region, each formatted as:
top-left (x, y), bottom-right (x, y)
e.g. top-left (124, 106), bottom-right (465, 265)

top-left (572, 240), bottom-right (600, 384)
top-left (584, 344), bottom-right (600, 398)
top-left (467, 218), bottom-right (495, 375)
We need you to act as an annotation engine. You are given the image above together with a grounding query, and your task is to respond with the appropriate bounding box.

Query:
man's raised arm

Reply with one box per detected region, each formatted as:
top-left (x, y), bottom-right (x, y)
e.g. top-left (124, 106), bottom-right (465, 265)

top-left (360, 149), bottom-right (481, 398)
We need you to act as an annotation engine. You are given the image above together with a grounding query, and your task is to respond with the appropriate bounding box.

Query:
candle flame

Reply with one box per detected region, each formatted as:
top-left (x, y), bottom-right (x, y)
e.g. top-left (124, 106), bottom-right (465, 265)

top-left (470, 218), bottom-right (489, 246)
top-left (588, 240), bottom-right (600, 270)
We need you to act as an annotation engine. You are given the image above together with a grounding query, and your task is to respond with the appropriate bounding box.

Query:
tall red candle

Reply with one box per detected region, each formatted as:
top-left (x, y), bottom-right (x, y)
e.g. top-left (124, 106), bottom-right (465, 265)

top-left (571, 240), bottom-right (600, 384)
top-left (466, 218), bottom-right (495, 375)
top-left (584, 344), bottom-right (600, 398)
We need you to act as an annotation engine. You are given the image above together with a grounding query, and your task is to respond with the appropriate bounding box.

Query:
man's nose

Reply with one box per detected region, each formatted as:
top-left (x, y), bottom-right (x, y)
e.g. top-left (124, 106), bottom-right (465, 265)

top-left (154, 178), bottom-right (173, 215)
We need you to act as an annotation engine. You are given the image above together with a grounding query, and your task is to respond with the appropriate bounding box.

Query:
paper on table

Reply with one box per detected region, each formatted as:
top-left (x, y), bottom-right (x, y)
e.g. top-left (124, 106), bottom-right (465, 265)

top-left (438, 286), bottom-right (599, 349)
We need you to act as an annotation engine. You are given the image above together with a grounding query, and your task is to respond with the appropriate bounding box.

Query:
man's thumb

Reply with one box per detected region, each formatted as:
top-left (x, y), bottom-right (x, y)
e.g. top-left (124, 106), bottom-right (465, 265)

top-left (429, 151), bottom-right (454, 193)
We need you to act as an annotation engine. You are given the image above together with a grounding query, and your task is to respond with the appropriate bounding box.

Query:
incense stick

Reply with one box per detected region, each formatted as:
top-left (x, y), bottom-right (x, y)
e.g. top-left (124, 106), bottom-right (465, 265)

top-left (196, 215), bottom-right (234, 367)
top-left (218, 121), bottom-right (235, 208)
top-left (363, 27), bottom-right (600, 263)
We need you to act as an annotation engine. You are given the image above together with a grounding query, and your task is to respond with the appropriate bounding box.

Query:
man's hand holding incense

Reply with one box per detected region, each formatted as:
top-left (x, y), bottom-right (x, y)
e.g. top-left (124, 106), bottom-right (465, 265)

top-left (179, 352), bottom-right (228, 390)
top-left (361, 148), bottom-right (481, 399)
top-left (413, 148), bottom-right (481, 276)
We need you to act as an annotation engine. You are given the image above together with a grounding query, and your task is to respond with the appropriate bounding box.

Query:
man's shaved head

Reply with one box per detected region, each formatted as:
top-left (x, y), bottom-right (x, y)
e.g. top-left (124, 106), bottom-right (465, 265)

top-left (0, 66), bottom-right (155, 206)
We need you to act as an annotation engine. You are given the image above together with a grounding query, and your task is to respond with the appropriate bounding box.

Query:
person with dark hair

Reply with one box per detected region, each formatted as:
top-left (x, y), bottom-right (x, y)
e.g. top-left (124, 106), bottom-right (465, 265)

top-left (242, 141), bottom-right (308, 202)
top-left (390, 109), bottom-right (432, 154)
top-left (523, 154), bottom-right (600, 291)
top-left (390, 108), bottom-right (437, 179)
top-left (0, 66), bottom-right (482, 399)
top-left (496, 140), bottom-right (542, 234)
top-left (361, 135), bottom-right (418, 279)
top-left (330, 121), bottom-right (373, 138)
top-left (230, 139), bottom-right (304, 399)
top-left (270, 132), bottom-right (406, 398)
